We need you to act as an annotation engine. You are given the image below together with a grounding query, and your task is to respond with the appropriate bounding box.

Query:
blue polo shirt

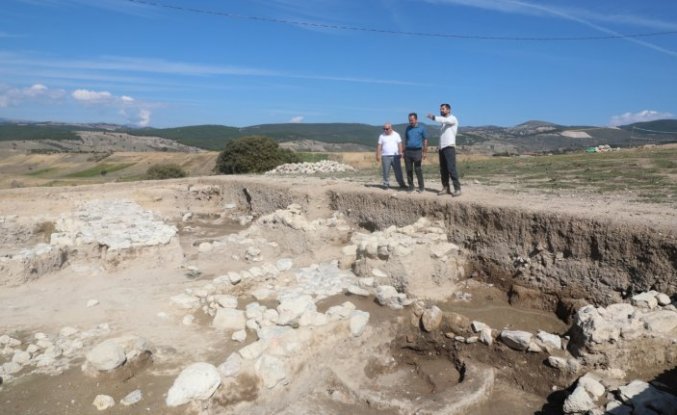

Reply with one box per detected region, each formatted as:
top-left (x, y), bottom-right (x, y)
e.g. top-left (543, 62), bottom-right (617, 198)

top-left (405, 124), bottom-right (427, 149)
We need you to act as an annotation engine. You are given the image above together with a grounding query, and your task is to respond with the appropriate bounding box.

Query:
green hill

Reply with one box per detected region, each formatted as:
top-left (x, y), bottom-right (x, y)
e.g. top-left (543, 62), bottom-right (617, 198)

top-left (0, 124), bottom-right (82, 141)
top-left (124, 125), bottom-right (240, 150)
top-left (622, 119), bottom-right (677, 134)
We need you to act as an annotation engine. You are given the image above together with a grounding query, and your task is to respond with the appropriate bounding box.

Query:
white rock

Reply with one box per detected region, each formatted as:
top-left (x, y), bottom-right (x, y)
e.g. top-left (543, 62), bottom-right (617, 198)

top-left (341, 245), bottom-right (357, 256)
top-left (347, 285), bottom-right (370, 297)
top-left (170, 293), bottom-right (201, 310)
top-left (479, 328), bottom-right (493, 346)
top-left (276, 258), bottom-right (294, 271)
top-left (562, 384), bottom-right (595, 414)
top-left (578, 373), bottom-right (605, 399)
top-left (232, 330), bottom-right (247, 343)
top-left (375, 285), bottom-right (399, 306)
top-left (214, 295), bottom-right (238, 309)
top-left (85, 340), bottom-right (126, 371)
top-left (2, 361), bottom-right (22, 375)
top-left (228, 271), bottom-right (242, 285)
top-left (26, 344), bottom-right (40, 355)
top-left (631, 292), bottom-right (658, 309)
top-left (198, 242), bottom-right (213, 253)
top-left (350, 311), bottom-right (370, 337)
top-left (166, 363), bottom-right (221, 407)
top-left (255, 355), bottom-right (287, 389)
top-left (421, 306), bottom-right (443, 332)
top-left (500, 330), bottom-right (533, 351)
top-left (212, 309), bottom-right (246, 331)
top-left (656, 293), bottom-right (671, 306)
top-left (93, 394), bottom-right (115, 411)
top-left (641, 310), bottom-right (677, 334)
top-left (239, 340), bottom-right (267, 360)
top-left (59, 327), bottom-right (79, 337)
top-left (358, 277), bottom-right (375, 288)
top-left (12, 350), bottom-right (31, 365)
top-left (87, 299), bottom-right (100, 308)
top-left (182, 212), bottom-right (193, 222)
top-left (120, 389), bottom-right (142, 406)
top-left (182, 315), bottom-right (195, 326)
top-left (277, 295), bottom-right (316, 326)
top-left (537, 330), bottom-right (562, 350)
top-left (252, 288), bottom-right (274, 301)
top-left (372, 268), bottom-right (387, 278)
top-left (472, 321), bottom-right (490, 333)
top-left (218, 353), bottom-right (242, 378)
top-left (430, 242), bottom-right (459, 258)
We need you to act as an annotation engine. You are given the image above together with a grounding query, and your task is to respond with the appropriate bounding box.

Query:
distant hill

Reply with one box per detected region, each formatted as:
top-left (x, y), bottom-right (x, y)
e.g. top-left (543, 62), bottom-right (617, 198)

top-left (621, 119), bottom-right (677, 134)
top-left (1, 119), bottom-right (675, 154)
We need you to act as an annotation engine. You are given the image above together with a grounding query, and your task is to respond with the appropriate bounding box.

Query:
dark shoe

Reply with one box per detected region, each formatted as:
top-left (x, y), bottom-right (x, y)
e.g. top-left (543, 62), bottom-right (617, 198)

top-left (437, 187), bottom-right (451, 196)
top-left (416, 188), bottom-right (423, 193)
top-left (451, 189), bottom-right (462, 197)
top-left (407, 186), bottom-right (414, 193)
top-left (398, 184), bottom-right (408, 189)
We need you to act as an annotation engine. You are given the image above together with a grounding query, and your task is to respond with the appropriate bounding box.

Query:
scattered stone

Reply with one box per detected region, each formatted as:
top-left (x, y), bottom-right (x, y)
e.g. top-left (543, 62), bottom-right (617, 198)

top-left (500, 330), bottom-right (533, 351)
top-left (12, 350), bottom-right (31, 365)
top-left (232, 330), bottom-right (247, 343)
top-left (228, 272), bottom-right (242, 285)
top-left (372, 268), bottom-right (387, 278)
top-left (120, 389), bottom-right (142, 406)
top-left (349, 311), bottom-right (370, 337)
top-left (182, 315), bottom-right (194, 326)
top-left (656, 293), bottom-right (671, 306)
top-left (214, 295), bottom-right (238, 309)
top-left (472, 321), bottom-right (490, 333)
top-left (59, 327), bottom-right (79, 337)
top-left (641, 310), bottom-right (677, 334)
top-left (454, 336), bottom-right (466, 342)
top-left (276, 258), bottom-right (293, 271)
top-left (170, 293), bottom-right (200, 310)
top-left (85, 340), bottom-right (126, 371)
top-left (198, 242), bottom-right (213, 253)
top-left (92, 394), bottom-right (115, 411)
top-left (86, 299), bottom-right (99, 308)
top-left (166, 364), bottom-right (221, 407)
top-left (479, 328), bottom-right (493, 346)
top-left (255, 354), bottom-right (287, 389)
top-left (239, 340), bottom-right (267, 360)
top-left (537, 330), bottom-right (562, 350)
top-left (421, 306), bottom-right (443, 332)
top-left (277, 295), bottom-right (316, 326)
top-left (252, 288), bottom-right (274, 301)
top-left (632, 292), bottom-right (658, 309)
top-left (563, 383), bottom-right (596, 414)
top-left (218, 353), bottom-right (242, 379)
top-left (347, 285), bottom-right (370, 297)
top-left (212, 308), bottom-right (246, 331)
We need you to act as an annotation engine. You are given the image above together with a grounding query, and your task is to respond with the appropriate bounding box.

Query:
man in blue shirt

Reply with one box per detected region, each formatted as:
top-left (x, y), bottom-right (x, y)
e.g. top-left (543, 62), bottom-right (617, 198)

top-left (404, 112), bottom-right (428, 192)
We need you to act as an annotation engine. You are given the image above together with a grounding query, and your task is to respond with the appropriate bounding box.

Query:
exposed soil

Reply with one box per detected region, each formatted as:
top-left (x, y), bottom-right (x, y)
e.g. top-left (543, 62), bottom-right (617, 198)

top-left (0, 175), bottom-right (675, 414)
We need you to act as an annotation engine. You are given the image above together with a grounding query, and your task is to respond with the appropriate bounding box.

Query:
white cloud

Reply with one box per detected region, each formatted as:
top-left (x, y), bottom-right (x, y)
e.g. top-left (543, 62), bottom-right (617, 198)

top-left (609, 110), bottom-right (674, 127)
top-left (121, 95), bottom-right (135, 102)
top-left (0, 83), bottom-right (65, 107)
top-left (72, 89), bottom-right (113, 103)
top-left (289, 116), bottom-right (304, 123)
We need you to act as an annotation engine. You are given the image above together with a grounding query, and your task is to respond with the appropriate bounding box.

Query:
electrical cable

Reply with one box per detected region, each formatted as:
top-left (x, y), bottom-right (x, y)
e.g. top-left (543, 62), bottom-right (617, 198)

top-left (126, 0), bottom-right (677, 41)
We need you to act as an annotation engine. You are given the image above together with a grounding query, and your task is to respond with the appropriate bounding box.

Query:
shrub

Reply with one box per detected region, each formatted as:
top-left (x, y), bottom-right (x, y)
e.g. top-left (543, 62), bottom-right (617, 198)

top-left (215, 136), bottom-right (300, 174)
top-left (146, 163), bottom-right (187, 180)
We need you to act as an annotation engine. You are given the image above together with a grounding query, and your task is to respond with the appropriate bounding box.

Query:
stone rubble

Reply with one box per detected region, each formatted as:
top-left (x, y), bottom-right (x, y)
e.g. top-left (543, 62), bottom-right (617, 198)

top-left (264, 160), bottom-right (356, 176)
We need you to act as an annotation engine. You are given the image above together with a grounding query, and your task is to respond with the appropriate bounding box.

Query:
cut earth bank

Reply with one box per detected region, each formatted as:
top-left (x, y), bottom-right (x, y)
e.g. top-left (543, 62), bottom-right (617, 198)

top-left (0, 175), bottom-right (675, 415)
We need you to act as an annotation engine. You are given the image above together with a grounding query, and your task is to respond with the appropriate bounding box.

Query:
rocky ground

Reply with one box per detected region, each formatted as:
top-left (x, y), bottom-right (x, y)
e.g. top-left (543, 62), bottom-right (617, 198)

top-left (0, 173), bottom-right (675, 414)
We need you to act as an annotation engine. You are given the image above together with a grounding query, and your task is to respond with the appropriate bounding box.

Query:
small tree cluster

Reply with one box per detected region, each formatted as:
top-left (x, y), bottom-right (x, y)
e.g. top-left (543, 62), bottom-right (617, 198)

top-left (146, 163), bottom-right (188, 180)
top-left (215, 136), bottom-right (299, 174)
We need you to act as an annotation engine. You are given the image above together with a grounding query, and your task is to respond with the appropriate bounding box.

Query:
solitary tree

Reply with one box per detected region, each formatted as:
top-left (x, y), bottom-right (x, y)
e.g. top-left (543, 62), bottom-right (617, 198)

top-left (215, 135), bottom-right (299, 174)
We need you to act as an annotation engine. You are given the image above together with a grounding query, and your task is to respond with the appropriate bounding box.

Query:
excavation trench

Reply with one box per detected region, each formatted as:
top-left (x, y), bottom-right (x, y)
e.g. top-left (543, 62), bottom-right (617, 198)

top-left (0, 176), bottom-right (675, 415)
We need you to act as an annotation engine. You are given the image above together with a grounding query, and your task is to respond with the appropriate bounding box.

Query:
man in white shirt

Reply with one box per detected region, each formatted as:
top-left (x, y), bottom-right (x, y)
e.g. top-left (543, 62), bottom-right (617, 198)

top-left (376, 122), bottom-right (406, 189)
top-left (427, 103), bottom-right (461, 196)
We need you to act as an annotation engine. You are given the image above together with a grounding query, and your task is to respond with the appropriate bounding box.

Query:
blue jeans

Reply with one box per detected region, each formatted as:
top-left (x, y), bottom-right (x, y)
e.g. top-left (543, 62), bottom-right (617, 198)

top-left (439, 146), bottom-right (461, 191)
top-left (381, 155), bottom-right (405, 187)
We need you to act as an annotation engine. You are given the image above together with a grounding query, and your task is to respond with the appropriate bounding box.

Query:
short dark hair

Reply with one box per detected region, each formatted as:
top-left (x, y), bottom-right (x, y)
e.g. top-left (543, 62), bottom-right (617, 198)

top-left (440, 103), bottom-right (451, 110)
top-left (408, 112), bottom-right (418, 119)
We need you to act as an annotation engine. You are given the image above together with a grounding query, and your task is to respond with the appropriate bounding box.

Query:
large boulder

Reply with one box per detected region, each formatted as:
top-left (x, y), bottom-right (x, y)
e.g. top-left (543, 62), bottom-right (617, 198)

top-left (166, 363), bottom-right (221, 407)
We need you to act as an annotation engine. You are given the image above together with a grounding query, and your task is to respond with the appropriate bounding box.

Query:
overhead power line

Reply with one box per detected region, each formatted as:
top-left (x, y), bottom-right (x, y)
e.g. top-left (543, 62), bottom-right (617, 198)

top-left (126, 0), bottom-right (677, 41)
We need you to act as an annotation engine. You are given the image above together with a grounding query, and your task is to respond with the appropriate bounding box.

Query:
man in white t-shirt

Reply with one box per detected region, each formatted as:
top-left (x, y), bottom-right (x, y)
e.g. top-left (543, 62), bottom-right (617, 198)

top-left (376, 122), bottom-right (406, 189)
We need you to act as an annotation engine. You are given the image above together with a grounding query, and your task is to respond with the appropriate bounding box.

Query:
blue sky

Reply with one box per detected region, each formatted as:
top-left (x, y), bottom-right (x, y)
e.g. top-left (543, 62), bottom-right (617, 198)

top-left (1, 0), bottom-right (676, 128)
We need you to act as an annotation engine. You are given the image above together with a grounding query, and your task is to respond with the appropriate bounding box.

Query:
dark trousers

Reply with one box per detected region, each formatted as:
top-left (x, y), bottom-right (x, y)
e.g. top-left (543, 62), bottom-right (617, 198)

top-left (439, 146), bottom-right (461, 191)
top-left (404, 149), bottom-right (424, 190)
